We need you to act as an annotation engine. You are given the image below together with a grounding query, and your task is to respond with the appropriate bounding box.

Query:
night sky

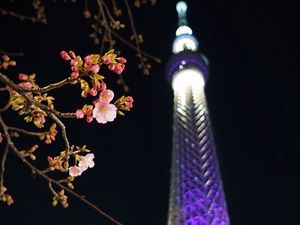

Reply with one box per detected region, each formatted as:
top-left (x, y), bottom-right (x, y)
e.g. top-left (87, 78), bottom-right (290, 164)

top-left (0, 1), bottom-right (299, 225)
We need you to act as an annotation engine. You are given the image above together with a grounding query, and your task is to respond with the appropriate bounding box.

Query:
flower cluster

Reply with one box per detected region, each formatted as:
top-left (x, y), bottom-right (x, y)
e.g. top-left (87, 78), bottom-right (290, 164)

top-left (0, 55), bottom-right (16, 70)
top-left (115, 96), bottom-right (134, 115)
top-left (9, 73), bottom-right (55, 128)
top-left (102, 50), bottom-right (127, 74)
top-left (0, 49), bottom-right (133, 215)
top-left (69, 153), bottom-right (95, 177)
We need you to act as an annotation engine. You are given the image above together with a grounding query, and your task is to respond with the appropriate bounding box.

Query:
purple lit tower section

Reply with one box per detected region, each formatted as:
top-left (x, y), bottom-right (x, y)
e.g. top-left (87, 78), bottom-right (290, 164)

top-left (166, 2), bottom-right (230, 225)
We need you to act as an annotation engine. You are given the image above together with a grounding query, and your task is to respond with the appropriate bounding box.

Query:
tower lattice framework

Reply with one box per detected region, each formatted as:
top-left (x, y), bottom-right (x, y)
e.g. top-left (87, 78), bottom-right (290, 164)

top-left (166, 2), bottom-right (230, 225)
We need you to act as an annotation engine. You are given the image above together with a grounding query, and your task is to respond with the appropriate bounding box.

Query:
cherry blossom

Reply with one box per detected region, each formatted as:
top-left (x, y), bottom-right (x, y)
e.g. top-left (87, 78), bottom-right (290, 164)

top-left (93, 89), bottom-right (117, 124)
top-left (99, 89), bottom-right (114, 104)
top-left (69, 166), bottom-right (83, 177)
top-left (78, 153), bottom-right (95, 170)
top-left (93, 103), bottom-right (117, 124)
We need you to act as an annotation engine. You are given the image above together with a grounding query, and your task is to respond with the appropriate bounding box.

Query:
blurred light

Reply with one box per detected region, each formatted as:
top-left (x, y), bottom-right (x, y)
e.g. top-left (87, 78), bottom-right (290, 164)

top-left (172, 35), bottom-right (198, 53)
top-left (176, 1), bottom-right (188, 16)
top-left (176, 25), bottom-right (193, 36)
top-left (172, 68), bottom-right (205, 91)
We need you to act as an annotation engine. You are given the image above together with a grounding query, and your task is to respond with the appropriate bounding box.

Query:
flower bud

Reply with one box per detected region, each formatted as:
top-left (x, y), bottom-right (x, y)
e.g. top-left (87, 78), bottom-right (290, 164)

top-left (69, 51), bottom-right (76, 58)
top-left (86, 115), bottom-right (93, 123)
top-left (18, 73), bottom-right (28, 81)
top-left (71, 71), bottom-right (79, 78)
top-left (117, 57), bottom-right (127, 63)
top-left (102, 56), bottom-right (111, 64)
top-left (114, 64), bottom-right (125, 75)
top-left (60, 51), bottom-right (71, 61)
top-left (76, 109), bottom-right (85, 119)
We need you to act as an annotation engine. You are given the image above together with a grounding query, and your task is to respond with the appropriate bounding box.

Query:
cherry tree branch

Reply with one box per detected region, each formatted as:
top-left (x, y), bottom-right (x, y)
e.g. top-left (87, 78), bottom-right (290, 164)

top-left (0, 144), bottom-right (10, 195)
top-left (0, 115), bottom-right (122, 225)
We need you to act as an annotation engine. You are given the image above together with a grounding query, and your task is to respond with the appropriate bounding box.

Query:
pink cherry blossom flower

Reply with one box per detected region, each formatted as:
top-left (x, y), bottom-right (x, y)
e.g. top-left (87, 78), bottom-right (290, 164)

top-left (93, 102), bottom-right (117, 124)
top-left (99, 89), bottom-right (114, 104)
top-left (76, 109), bottom-right (84, 119)
top-left (78, 153), bottom-right (95, 170)
top-left (69, 166), bottom-right (83, 177)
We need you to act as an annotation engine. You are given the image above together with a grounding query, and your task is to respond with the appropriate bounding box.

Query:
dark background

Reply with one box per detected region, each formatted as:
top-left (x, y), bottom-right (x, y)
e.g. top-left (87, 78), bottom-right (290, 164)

top-left (0, 1), bottom-right (299, 225)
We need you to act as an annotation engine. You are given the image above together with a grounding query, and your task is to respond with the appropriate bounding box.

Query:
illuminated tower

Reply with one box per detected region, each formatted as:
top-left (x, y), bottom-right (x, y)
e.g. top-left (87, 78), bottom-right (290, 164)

top-left (166, 2), bottom-right (230, 225)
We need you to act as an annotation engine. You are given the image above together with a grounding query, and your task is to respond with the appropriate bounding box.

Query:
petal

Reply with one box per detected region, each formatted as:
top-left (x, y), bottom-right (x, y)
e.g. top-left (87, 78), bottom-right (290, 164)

top-left (88, 161), bottom-right (95, 168)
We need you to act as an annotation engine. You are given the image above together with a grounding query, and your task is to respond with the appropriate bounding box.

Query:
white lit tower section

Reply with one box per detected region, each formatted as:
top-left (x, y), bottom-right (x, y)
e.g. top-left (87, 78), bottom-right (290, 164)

top-left (166, 2), bottom-right (230, 225)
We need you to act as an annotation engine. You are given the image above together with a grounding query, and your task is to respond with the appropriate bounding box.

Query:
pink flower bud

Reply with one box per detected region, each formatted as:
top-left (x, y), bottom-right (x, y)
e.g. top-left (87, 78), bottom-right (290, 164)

top-left (71, 71), bottom-right (79, 78)
top-left (108, 64), bottom-right (115, 71)
top-left (76, 109), bottom-right (85, 119)
top-left (125, 96), bottom-right (133, 103)
top-left (89, 88), bottom-right (98, 96)
top-left (60, 51), bottom-right (71, 60)
top-left (0, 133), bottom-right (3, 143)
top-left (2, 54), bottom-right (9, 61)
top-left (99, 89), bottom-right (114, 104)
top-left (86, 115), bottom-right (93, 123)
top-left (49, 104), bottom-right (54, 110)
top-left (1, 62), bottom-right (9, 69)
top-left (102, 56), bottom-right (111, 65)
top-left (114, 64), bottom-right (125, 75)
top-left (84, 56), bottom-right (92, 66)
top-left (94, 82), bottom-right (101, 91)
top-left (85, 107), bottom-right (92, 116)
top-left (100, 82), bottom-right (107, 91)
top-left (117, 57), bottom-right (127, 63)
top-left (69, 51), bottom-right (76, 58)
top-left (18, 73), bottom-right (27, 81)
top-left (18, 82), bottom-right (33, 88)
top-left (70, 59), bottom-right (78, 66)
top-left (90, 64), bottom-right (100, 74)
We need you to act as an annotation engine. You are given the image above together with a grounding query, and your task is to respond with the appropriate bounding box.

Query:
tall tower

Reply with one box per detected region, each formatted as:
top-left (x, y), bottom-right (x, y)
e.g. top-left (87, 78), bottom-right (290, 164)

top-left (166, 2), bottom-right (230, 225)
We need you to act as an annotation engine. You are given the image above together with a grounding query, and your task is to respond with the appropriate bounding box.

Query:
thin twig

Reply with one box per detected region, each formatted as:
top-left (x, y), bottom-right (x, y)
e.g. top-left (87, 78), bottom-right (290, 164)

top-left (111, 29), bottom-right (161, 63)
top-left (0, 86), bottom-right (8, 91)
top-left (0, 102), bottom-right (10, 113)
top-left (8, 127), bottom-right (43, 137)
top-left (0, 115), bottom-right (122, 225)
top-left (0, 74), bottom-right (76, 118)
top-left (0, 50), bottom-right (24, 57)
top-left (0, 144), bottom-right (10, 194)
top-left (0, 73), bottom-right (72, 160)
